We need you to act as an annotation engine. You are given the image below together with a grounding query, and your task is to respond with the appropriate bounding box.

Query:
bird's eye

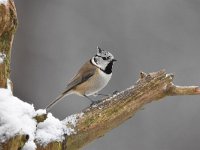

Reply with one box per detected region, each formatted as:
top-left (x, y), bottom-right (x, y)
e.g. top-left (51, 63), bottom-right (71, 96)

top-left (102, 57), bottom-right (107, 60)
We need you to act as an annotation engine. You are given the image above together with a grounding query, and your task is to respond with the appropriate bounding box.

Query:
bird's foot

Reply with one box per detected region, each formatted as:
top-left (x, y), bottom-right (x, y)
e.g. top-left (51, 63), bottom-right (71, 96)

top-left (112, 90), bottom-right (119, 95)
top-left (94, 93), bottom-right (109, 97)
top-left (90, 100), bottom-right (102, 107)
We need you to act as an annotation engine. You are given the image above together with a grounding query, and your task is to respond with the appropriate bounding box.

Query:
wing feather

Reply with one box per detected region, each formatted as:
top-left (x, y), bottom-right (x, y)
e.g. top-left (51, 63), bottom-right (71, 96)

top-left (62, 60), bottom-right (96, 94)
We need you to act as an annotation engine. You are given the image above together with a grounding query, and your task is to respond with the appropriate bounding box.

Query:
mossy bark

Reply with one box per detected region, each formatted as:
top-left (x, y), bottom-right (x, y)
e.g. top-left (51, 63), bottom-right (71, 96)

top-left (34, 70), bottom-right (200, 150)
top-left (0, 0), bottom-right (17, 88)
top-left (64, 70), bottom-right (172, 150)
top-left (1, 135), bottom-right (29, 150)
top-left (0, 1), bottom-right (25, 150)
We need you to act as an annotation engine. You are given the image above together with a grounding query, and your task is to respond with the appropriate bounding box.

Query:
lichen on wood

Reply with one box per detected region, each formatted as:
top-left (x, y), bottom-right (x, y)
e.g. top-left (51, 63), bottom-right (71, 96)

top-left (35, 70), bottom-right (200, 150)
top-left (64, 70), bottom-right (173, 150)
top-left (0, 0), bottom-right (17, 88)
top-left (0, 0), bottom-right (24, 150)
top-left (1, 134), bottom-right (29, 150)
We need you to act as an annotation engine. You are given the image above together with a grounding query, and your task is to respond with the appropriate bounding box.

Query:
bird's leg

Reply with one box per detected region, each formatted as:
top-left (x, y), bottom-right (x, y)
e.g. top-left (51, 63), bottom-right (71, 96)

top-left (94, 93), bottom-right (109, 97)
top-left (94, 90), bottom-right (119, 98)
top-left (112, 90), bottom-right (119, 95)
top-left (84, 95), bottom-right (99, 106)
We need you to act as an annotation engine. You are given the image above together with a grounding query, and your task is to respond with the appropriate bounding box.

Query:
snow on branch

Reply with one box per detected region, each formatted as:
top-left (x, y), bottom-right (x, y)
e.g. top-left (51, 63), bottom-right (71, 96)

top-left (0, 88), bottom-right (83, 150)
top-left (0, 52), bottom-right (6, 64)
top-left (0, 88), bottom-right (36, 149)
top-left (0, 0), bottom-right (7, 5)
top-left (1, 70), bottom-right (200, 150)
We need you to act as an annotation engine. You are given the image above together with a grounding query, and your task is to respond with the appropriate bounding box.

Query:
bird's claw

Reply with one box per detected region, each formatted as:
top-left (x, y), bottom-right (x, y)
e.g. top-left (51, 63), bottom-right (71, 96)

top-left (90, 100), bottom-right (101, 106)
top-left (112, 90), bottom-right (119, 95)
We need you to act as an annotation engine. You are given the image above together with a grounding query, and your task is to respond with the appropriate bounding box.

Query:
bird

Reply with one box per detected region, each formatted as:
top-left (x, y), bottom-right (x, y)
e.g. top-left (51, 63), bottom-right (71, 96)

top-left (46, 46), bottom-right (117, 112)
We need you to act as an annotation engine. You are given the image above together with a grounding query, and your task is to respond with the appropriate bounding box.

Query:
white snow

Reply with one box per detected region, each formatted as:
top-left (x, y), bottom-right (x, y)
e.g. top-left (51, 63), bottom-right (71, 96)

top-left (0, 87), bottom-right (82, 148)
top-left (0, 88), bottom-right (37, 149)
top-left (35, 113), bottom-right (67, 146)
top-left (63, 113), bottom-right (83, 127)
top-left (6, 79), bottom-right (12, 93)
top-left (35, 113), bottom-right (65, 146)
top-left (0, 0), bottom-right (7, 4)
top-left (22, 141), bottom-right (37, 150)
top-left (35, 112), bottom-right (83, 146)
top-left (36, 109), bottom-right (46, 116)
top-left (0, 58), bottom-right (3, 64)
top-left (0, 52), bottom-right (6, 64)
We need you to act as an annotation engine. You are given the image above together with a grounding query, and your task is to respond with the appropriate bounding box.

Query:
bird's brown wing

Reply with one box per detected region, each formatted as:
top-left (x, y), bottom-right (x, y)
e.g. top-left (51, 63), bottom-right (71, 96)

top-left (62, 61), bottom-right (96, 94)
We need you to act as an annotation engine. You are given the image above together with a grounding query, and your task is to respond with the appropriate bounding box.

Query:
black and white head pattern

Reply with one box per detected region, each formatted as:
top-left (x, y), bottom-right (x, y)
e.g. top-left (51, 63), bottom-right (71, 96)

top-left (91, 46), bottom-right (116, 74)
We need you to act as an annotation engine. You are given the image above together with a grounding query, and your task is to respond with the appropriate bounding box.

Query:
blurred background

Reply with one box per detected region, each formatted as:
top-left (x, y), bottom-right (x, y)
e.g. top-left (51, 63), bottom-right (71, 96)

top-left (12, 0), bottom-right (200, 149)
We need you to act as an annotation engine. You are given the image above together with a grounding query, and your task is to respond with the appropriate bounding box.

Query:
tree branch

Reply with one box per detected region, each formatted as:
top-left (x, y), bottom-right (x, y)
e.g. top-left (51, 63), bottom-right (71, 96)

top-left (0, 0), bottom-right (17, 88)
top-left (165, 83), bottom-right (200, 96)
top-left (35, 70), bottom-right (200, 150)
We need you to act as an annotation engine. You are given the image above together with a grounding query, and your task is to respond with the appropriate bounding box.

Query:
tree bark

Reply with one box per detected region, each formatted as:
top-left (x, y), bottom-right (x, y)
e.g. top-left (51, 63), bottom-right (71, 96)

top-left (35, 70), bottom-right (200, 150)
top-left (0, 0), bottom-right (17, 88)
top-left (0, 0), bottom-right (23, 150)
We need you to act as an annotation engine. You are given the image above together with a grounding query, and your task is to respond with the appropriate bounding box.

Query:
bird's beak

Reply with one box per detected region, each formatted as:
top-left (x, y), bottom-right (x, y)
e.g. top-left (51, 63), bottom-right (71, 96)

top-left (112, 59), bottom-right (117, 62)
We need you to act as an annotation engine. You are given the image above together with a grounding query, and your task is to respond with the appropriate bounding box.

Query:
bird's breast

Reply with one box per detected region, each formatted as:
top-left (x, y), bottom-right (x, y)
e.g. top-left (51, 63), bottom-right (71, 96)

top-left (77, 68), bottom-right (112, 96)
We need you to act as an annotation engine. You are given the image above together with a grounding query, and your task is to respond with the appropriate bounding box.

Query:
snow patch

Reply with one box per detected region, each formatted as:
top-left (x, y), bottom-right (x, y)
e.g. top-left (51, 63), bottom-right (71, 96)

top-left (0, 0), bottom-right (7, 4)
top-left (0, 88), bottom-right (83, 148)
top-left (0, 52), bottom-right (6, 64)
top-left (35, 112), bottom-right (83, 146)
top-left (36, 109), bottom-right (46, 116)
top-left (0, 88), bottom-right (37, 149)
top-left (6, 79), bottom-right (12, 94)
top-left (22, 141), bottom-right (37, 150)
top-left (63, 113), bottom-right (83, 127)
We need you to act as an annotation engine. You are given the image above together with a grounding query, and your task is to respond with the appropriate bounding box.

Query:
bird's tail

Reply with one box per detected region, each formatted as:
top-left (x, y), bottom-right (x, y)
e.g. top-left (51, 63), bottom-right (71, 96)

top-left (45, 90), bottom-right (71, 112)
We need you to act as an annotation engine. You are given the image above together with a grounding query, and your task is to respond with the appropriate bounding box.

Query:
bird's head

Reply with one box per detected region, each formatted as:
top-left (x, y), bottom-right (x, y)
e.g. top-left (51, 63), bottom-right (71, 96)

top-left (91, 46), bottom-right (117, 72)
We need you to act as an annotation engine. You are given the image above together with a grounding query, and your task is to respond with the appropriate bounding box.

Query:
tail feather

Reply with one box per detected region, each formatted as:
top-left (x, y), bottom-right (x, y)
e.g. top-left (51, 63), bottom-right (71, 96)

top-left (45, 87), bottom-right (74, 112)
top-left (46, 92), bottom-right (69, 112)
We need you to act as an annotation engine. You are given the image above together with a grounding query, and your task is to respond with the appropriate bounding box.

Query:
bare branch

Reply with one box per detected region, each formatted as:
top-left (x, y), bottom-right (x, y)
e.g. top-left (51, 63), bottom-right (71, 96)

top-left (165, 83), bottom-right (200, 96)
top-left (34, 70), bottom-right (200, 150)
